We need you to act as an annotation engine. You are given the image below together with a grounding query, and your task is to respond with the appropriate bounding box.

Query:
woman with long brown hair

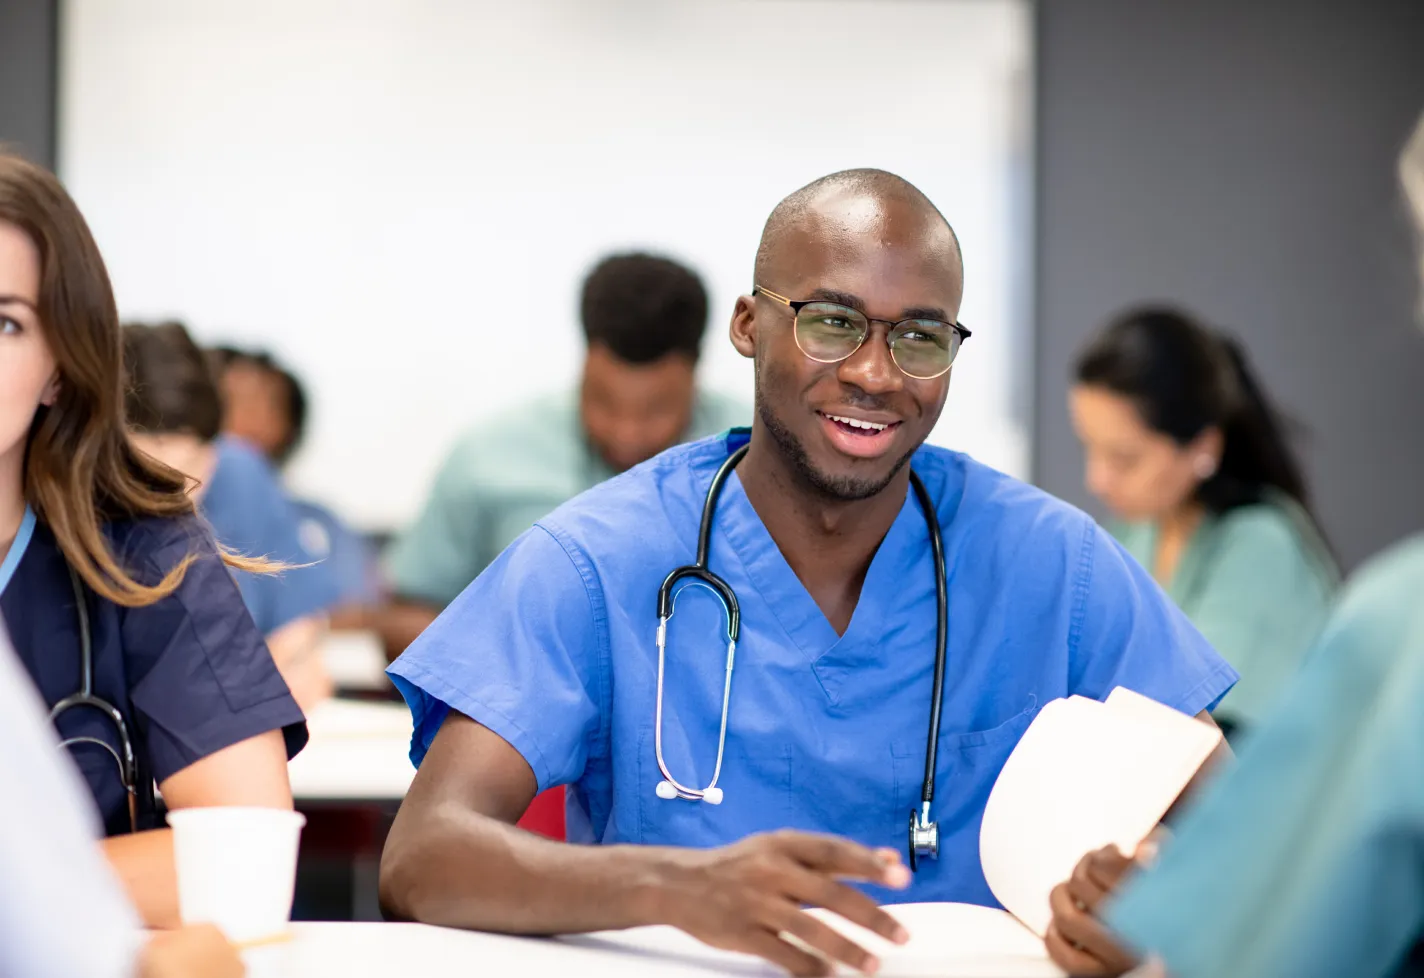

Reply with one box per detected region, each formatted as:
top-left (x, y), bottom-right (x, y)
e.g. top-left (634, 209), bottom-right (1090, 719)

top-left (0, 152), bottom-right (305, 928)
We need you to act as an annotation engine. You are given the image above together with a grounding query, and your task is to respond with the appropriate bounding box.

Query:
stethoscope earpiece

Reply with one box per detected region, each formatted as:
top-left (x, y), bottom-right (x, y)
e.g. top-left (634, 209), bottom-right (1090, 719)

top-left (655, 780), bottom-right (679, 800)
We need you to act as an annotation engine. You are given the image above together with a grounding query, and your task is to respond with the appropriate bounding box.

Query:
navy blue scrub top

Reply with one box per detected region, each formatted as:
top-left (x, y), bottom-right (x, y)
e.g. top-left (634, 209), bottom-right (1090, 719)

top-left (0, 509), bottom-right (307, 836)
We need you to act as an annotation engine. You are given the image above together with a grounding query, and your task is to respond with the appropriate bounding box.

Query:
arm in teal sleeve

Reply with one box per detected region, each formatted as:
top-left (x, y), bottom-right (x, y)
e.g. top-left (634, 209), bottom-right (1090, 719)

top-left (1104, 541), bottom-right (1424, 978)
top-left (1186, 510), bottom-right (1334, 726)
top-left (386, 441), bottom-right (489, 609)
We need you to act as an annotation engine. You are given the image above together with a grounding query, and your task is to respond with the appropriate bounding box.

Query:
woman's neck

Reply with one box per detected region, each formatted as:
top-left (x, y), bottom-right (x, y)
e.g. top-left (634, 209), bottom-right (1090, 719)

top-left (1152, 501), bottom-right (1205, 586)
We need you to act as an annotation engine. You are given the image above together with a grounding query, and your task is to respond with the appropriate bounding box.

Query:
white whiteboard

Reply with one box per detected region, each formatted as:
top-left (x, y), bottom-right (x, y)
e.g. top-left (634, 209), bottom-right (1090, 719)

top-left (59, 0), bottom-right (1033, 529)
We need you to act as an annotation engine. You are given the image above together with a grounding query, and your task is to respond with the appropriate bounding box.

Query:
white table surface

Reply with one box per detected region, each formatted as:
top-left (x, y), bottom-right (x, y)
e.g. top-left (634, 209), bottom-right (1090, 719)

top-left (247, 905), bottom-right (1071, 977)
top-left (287, 699), bottom-right (415, 803)
top-left (321, 630), bottom-right (390, 692)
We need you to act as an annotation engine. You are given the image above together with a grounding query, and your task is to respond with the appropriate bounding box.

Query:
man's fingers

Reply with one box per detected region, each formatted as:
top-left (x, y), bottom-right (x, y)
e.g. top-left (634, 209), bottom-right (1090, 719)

top-left (1085, 846), bottom-right (1134, 893)
top-left (1045, 922), bottom-right (1114, 977)
top-left (784, 868), bottom-right (909, 946)
top-left (774, 906), bottom-right (881, 975)
top-left (775, 832), bottom-right (910, 889)
top-left (1048, 884), bottom-right (1137, 973)
top-left (741, 927), bottom-right (832, 978)
top-left (1067, 856), bottom-right (1110, 912)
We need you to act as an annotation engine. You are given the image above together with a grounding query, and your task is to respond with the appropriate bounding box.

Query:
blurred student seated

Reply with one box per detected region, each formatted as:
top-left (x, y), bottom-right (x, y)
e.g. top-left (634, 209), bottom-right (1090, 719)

top-left (371, 252), bottom-right (747, 658)
top-left (124, 321), bottom-right (342, 709)
top-left (1046, 112), bottom-right (1424, 978)
top-left (1069, 307), bottom-right (1337, 739)
top-left (209, 345), bottom-right (383, 615)
top-left (0, 624), bottom-right (242, 978)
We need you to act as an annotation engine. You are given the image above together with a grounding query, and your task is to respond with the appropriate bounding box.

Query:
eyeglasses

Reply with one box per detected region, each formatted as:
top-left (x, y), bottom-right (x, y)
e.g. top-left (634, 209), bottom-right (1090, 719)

top-left (753, 286), bottom-right (970, 380)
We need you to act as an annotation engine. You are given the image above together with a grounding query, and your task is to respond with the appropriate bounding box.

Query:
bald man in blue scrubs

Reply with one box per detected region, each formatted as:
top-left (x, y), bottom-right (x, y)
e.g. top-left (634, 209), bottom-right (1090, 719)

top-left (380, 169), bottom-right (1236, 976)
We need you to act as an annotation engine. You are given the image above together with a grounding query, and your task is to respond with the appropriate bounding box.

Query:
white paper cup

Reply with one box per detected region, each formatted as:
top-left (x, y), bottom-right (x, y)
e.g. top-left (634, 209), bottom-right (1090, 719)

top-left (168, 807), bottom-right (307, 945)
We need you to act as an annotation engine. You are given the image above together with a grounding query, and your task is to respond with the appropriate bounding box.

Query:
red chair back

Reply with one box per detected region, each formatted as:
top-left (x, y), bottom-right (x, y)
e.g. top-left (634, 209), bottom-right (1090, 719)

top-left (515, 786), bottom-right (565, 840)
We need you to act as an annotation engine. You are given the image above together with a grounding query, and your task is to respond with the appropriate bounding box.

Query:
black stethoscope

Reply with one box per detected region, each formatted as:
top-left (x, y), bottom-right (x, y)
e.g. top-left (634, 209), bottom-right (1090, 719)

top-left (653, 442), bottom-right (950, 871)
top-left (48, 565), bottom-right (152, 834)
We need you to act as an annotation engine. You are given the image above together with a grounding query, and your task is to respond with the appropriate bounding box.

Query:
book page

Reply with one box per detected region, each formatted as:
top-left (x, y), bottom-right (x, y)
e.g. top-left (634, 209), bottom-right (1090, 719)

top-left (979, 689), bottom-right (1221, 937)
top-left (804, 902), bottom-right (1063, 976)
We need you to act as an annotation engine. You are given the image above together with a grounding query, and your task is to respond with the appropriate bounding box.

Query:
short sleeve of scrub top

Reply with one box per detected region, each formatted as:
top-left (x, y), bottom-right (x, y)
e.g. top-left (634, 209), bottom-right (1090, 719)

top-left (1104, 535), bottom-right (1424, 978)
top-left (1, 509), bottom-right (307, 835)
top-left (201, 436), bottom-right (342, 635)
top-left (388, 524), bottom-right (603, 788)
top-left (1070, 524), bottom-right (1240, 717)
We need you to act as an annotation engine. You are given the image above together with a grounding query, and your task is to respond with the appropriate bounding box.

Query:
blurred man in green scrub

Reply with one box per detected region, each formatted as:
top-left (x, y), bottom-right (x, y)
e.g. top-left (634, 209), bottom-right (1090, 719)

top-left (1070, 308), bottom-right (1338, 738)
top-left (374, 253), bottom-right (746, 658)
top-left (1045, 111), bottom-right (1424, 978)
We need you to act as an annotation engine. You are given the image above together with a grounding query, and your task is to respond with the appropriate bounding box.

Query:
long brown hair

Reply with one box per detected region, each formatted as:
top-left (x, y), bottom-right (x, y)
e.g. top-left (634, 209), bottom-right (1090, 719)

top-left (1, 152), bottom-right (256, 606)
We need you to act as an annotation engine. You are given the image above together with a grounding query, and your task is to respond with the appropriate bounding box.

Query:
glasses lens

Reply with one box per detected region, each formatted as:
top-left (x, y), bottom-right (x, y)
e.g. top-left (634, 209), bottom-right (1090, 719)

top-left (794, 302), bottom-right (867, 362)
top-left (890, 322), bottom-right (960, 379)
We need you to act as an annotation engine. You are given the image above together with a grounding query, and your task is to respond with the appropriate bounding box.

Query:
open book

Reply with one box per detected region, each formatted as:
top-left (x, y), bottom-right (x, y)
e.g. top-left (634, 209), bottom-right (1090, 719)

top-left (570, 687), bottom-right (1220, 976)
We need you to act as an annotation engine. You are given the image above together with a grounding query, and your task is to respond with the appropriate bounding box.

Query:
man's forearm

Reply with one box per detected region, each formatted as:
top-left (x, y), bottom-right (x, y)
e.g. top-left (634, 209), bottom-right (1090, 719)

top-left (379, 800), bottom-right (687, 934)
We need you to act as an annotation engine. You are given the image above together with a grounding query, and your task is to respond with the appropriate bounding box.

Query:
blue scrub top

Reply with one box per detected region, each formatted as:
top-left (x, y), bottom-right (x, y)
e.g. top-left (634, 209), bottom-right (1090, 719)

top-left (0, 509), bottom-right (306, 836)
top-left (292, 498), bottom-right (382, 607)
top-left (389, 432), bottom-right (1237, 906)
top-left (202, 436), bottom-right (342, 634)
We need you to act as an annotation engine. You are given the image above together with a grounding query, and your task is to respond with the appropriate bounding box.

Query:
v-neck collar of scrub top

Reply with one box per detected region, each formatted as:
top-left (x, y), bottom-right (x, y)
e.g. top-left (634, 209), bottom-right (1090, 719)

top-left (710, 465), bottom-right (930, 706)
top-left (0, 506), bottom-right (37, 598)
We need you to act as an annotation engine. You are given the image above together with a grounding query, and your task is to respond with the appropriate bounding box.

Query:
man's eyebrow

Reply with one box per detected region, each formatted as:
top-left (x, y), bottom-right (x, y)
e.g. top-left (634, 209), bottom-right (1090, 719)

top-left (901, 305), bottom-right (950, 322)
top-left (805, 289), bottom-right (950, 322)
top-left (806, 288), bottom-right (865, 310)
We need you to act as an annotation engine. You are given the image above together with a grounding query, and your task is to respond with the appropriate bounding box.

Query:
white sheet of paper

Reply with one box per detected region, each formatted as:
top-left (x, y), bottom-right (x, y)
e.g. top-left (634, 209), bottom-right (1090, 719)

top-left (980, 688), bottom-right (1222, 937)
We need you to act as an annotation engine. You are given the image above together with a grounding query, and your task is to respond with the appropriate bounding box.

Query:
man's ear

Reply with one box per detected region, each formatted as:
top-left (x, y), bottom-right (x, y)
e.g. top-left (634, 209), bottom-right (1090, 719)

top-left (729, 294), bottom-right (757, 360)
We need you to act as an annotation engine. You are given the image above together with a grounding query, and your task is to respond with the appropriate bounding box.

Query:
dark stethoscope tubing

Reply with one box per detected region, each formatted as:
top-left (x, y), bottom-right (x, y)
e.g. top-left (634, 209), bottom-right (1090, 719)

top-left (48, 565), bottom-right (151, 834)
top-left (656, 442), bottom-right (950, 871)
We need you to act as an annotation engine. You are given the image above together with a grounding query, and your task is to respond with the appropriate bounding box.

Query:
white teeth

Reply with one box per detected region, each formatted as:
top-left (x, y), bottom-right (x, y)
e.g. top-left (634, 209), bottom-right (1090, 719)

top-left (826, 414), bottom-right (889, 432)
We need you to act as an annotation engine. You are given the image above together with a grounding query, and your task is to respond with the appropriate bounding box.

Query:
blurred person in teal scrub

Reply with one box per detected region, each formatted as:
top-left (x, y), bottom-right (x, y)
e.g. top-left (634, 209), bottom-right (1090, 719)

top-left (1069, 308), bottom-right (1338, 737)
top-left (1045, 112), bottom-right (1424, 978)
top-left (372, 253), bottom-right (746, 658)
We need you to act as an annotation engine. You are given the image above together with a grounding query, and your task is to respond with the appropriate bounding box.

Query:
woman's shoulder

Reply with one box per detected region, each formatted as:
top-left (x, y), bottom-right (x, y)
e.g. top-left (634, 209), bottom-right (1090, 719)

top-left (1212, 496), bottom-right (1338, 584)
top-left (103, 510), bottom-right (218, 575)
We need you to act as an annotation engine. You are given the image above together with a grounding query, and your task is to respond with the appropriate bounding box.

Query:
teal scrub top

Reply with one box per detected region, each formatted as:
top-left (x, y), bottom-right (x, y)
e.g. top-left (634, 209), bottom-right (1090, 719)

top-left (386, 389), bottom-right (747, 608)
top-left (1111, 494), bottom-right (1337, 728)
top-left (1105, 534), bottom-right (1424, 978)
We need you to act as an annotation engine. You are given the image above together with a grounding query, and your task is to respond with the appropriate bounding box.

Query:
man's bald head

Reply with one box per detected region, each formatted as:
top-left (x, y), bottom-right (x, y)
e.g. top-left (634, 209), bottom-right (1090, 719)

top-left (753, 168), bottom-right (963, 288)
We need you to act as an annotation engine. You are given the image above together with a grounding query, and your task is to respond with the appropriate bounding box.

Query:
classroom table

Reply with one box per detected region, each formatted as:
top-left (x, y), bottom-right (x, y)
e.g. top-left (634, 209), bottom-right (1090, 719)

top-left (321, 630), bottom-right (392, 694)
top-left (289, 698), bottom-right (415, 804)
top-left (243, 906), bottom-right (1079, 978)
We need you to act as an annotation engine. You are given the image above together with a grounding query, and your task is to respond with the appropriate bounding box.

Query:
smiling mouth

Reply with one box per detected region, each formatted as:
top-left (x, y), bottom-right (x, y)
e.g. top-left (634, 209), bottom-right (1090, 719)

top-left (818, 412), bottom-right (901, 435)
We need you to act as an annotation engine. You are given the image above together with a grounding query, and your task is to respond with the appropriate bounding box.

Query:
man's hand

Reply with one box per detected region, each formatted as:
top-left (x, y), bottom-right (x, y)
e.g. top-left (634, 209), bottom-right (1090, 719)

top-left (1045, 845), bottom-right (1141, 977)
top-left (661, 830), bottom-right (912, 976)
top-left (138, 923), bottom-right (244, 978)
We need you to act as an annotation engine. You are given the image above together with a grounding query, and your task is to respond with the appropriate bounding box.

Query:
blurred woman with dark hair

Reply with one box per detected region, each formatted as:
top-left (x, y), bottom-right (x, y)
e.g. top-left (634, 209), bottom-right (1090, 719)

top-left (1050, 112), bottom-right (1424, 978)
top-left (1070, 307), bottom-right (1338, 736)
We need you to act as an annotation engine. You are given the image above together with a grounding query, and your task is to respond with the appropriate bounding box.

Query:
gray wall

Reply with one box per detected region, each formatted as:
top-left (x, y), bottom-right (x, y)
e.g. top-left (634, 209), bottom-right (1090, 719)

top-left (1035, 0), bottom-right (1424, 570)
top-left (0, 0), bottom-right (58, 167)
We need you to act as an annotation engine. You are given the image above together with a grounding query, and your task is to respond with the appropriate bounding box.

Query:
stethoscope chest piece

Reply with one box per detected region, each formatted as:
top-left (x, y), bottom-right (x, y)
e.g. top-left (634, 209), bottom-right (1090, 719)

top-left (654, 439), bottom-right (950, 872)
top-left (908, 803), bottom-right (939, 871)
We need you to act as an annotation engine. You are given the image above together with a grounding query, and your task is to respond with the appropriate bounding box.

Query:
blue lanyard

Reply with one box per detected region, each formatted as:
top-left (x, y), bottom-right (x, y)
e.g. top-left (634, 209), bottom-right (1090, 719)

top-left (0, 506), bottom-right (36, 598)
